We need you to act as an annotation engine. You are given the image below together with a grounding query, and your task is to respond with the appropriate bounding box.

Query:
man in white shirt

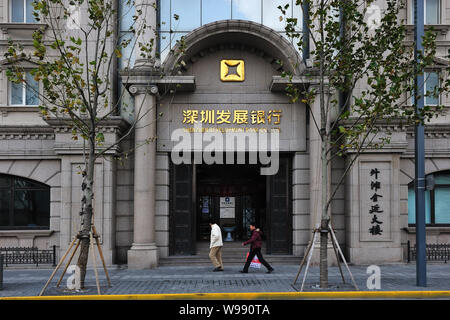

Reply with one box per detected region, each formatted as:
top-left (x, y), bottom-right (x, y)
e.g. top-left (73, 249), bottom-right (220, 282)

top-left (209, 221), bottom-right (224, 271)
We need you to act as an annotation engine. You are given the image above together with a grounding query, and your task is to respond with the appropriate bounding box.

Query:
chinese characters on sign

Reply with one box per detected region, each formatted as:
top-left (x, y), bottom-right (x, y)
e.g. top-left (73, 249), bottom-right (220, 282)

top-left (369, 168), bottom-right (383, 236)
top-left (182, 109), bottom-right (282, 125)
top-left (360, 161), bottom-right (391, 242)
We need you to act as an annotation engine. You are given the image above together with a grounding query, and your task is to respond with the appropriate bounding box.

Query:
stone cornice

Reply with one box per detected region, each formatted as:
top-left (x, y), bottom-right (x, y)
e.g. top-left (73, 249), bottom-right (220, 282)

top-left (0, 126), bottom-right (54, 140)
top-left (405, 24), bottom-right (450, 36)
top-left (120, 68), bottom-right (196, 94)
top-left (44, 116), bottom-right (130, 134)
top-left (270, 73), bottom-right (330, 92)
top-left (406, 123), bottom-right (450, 138)
top-left (0, 22), bottom-right (48, 35)
top-left (0, 229), bottom-right (54, 237)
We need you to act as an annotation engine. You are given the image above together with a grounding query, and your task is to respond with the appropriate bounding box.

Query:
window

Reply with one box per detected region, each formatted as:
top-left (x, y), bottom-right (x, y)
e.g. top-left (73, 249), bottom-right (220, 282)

top-left (411, 0), bottom-right (440, 25)
top-left (11, 0), bottom-right (37, 23)
top-left (409, 71), bottom-right (440, 106)
top-left (158, 0), bottom-right (303, 61)
top-left (118, 0), bottom-right (136, 122)
top-left (118, 0), bottom-right (136, 69)
top-left (408, 171), bottom-right (450, 226)
top-left (424, 71), bottom-right (439, 106)
top-left (425, 0), bottom-right (440, 24)
top-left (0, 174), bottom-right (50, 230)
top-left (9, 71), bottom-right (39, 106)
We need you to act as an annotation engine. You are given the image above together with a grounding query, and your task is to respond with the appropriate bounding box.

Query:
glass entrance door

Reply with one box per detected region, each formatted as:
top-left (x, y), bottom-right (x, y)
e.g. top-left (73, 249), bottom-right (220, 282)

top-left (196, 163), bottom-right (266, 242)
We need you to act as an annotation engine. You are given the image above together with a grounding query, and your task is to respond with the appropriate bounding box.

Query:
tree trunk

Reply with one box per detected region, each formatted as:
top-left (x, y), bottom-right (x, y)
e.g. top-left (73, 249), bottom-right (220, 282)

top-left (319, 134), bottom-right (329, 289)
top-left (76, 138), bottom-right (96, 289)
top-left (319, 0), bottom-right (329, 286)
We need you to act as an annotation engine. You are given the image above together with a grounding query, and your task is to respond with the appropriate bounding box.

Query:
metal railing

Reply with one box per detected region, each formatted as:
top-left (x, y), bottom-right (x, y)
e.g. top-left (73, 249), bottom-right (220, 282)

top-left (0, 246), bottom-right (56, 267)
top-left (407, 241), bottom-right (450, 263)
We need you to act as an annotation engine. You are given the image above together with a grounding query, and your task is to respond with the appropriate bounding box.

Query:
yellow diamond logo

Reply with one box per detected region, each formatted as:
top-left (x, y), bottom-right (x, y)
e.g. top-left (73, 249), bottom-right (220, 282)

top-left (220, 60), bottom-right (245, 82)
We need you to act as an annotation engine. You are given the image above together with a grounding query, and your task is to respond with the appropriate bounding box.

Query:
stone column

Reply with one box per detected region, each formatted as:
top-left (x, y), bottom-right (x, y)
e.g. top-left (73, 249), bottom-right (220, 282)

top-left (127, 84), bottom-right (159, 269)
top-left (125, 0), bottom-right (159, 269)
top-left (134, 0), bottom-right (158, 68)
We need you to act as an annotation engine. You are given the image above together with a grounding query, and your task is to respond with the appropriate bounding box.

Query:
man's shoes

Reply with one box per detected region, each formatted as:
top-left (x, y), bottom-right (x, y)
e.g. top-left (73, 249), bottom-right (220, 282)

top-left (266, 269), bottom-right (274, 274)
top-left (239, 270), bottom-right (248, 273)
top-left (213, 267), bottom-right (224, 272)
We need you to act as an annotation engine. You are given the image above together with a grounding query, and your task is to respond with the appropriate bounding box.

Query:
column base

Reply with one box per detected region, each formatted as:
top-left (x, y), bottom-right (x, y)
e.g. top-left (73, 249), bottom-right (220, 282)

top-left (127, 243), bottom-right (159, 269)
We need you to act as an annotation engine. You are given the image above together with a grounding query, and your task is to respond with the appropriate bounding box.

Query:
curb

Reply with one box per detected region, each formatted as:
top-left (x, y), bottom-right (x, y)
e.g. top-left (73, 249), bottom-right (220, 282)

top-left (2, 291), bottom-right (450, 300)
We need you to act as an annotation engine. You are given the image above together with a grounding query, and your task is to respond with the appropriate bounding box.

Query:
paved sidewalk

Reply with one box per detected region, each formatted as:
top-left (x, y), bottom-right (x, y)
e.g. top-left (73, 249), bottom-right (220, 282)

top-left (1, 263), bottom-right (450, 298)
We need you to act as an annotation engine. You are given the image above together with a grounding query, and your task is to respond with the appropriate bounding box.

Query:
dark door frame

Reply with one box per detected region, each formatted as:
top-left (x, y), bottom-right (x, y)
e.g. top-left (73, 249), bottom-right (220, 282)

top-left (170, 154), bottom-right (293, 255)
top-left (169, 162), bottom-right (196, 255)
top-left (265, 153), bottom-right (293, 255)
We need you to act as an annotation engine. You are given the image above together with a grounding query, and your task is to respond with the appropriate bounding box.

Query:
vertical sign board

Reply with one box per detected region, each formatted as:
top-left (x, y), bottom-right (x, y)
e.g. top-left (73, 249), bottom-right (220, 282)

top-left (220, 197), bottom-right (235, 219)
top-left (359, 161), bottom-right (392, 242)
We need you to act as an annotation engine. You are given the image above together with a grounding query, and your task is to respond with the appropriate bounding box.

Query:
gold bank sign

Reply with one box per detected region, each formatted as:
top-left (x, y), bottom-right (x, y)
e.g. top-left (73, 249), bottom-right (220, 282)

top-left (182, 108), bottom-right (282, 133)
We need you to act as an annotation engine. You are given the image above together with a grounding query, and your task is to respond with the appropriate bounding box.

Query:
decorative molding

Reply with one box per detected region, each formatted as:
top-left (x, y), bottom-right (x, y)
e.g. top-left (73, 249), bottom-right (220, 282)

top-left (128, 84), bottom-right (159, 96)
top-left (270, 74), bottom-right (331, 92)
top-left (44, 116), bottom-right (130, 134)
top-left (120, 69), bottom-right (196, 94)
top-left (0, 126), bottom-right (55, 140)
top-left (162, 19), bottom-right (304, 76)
top-left (0, 229), bottom-right (54, 237)
top-left (43, 117), bottom-right (129, 156)
top-left (406, 123), bottom-right (450, 138)
top-left (0, 23), bottom-right (48, 35)
top-left (405, 24), bottom-right (450, 36)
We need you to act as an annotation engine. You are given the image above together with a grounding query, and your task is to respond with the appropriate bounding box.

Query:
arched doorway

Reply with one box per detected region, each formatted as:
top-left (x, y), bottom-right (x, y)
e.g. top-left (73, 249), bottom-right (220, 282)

top-left (162, 21), bottom-right (303, 256)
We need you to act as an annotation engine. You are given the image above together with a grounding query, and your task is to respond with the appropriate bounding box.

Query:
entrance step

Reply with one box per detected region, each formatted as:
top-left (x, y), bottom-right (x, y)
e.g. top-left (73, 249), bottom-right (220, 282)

top-left (159, 242), bottom-right (302, 266)
top-left (159, 255), bottom-right (302, 266)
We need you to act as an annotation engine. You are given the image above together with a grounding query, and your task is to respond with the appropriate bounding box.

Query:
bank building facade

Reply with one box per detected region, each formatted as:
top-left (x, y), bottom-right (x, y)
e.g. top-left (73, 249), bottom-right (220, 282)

top-left (0, 0), bottom-right (449, 269)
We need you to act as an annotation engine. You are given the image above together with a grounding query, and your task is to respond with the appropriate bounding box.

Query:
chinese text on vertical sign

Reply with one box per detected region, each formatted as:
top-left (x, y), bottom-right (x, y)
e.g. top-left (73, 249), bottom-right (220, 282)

top-left (369, 168), bottom-right (383, 235)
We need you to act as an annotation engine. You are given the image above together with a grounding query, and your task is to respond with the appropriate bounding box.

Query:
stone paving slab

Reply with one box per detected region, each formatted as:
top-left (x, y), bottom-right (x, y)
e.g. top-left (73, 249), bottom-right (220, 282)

top-left (1, 264), bottom-right (450, 298)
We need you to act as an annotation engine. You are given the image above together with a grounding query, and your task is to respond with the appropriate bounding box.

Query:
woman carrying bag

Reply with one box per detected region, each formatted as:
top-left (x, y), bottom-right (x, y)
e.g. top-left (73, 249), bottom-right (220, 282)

top-left (240, 224), bottom-right (274, 274)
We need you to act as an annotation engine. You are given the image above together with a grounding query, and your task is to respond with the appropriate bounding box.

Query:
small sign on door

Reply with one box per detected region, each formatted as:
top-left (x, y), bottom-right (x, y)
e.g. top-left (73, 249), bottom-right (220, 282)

top-left (220, 197), bottom-right (235, 218)
top-left (220, 197), bottom-right (235, 207)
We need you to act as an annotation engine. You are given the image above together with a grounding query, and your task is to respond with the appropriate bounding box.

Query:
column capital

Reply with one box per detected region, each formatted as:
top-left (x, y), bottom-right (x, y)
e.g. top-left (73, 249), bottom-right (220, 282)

top-left (128, 84), bottom-right (159, 96)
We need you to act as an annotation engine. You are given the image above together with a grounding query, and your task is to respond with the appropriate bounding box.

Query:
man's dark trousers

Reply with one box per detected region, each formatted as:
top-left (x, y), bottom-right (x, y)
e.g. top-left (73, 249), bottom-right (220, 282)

top-left (243, 248), bottom-right (273, 272)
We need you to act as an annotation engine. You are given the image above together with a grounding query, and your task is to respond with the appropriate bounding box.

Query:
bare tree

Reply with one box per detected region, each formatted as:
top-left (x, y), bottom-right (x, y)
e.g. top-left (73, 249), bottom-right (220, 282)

top-left (281, 0), bottom-right (449, 288)
top-left (4, 0), bottom-right (170, 288)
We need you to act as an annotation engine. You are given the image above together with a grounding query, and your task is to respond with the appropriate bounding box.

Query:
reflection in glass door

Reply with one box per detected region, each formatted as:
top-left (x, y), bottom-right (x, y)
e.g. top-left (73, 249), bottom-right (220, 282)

top-left (242, 195), bottom-right (255, 239)
top-left (198, 195), bottom-right (213, 241)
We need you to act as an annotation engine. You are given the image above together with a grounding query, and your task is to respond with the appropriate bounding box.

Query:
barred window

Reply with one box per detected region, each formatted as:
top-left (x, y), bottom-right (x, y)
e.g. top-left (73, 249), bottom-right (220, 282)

top-left (0, 174), bottom-right (50, 230)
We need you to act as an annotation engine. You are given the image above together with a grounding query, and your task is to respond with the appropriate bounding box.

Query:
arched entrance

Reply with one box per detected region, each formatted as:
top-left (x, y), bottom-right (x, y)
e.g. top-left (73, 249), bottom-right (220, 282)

top-left (160, 20), bottom-right (304, 256)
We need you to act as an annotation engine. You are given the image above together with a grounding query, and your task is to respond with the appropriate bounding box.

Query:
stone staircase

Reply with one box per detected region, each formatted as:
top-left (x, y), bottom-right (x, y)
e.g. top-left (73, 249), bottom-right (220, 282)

top-left (159, 241), bottom-right (302, 266)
